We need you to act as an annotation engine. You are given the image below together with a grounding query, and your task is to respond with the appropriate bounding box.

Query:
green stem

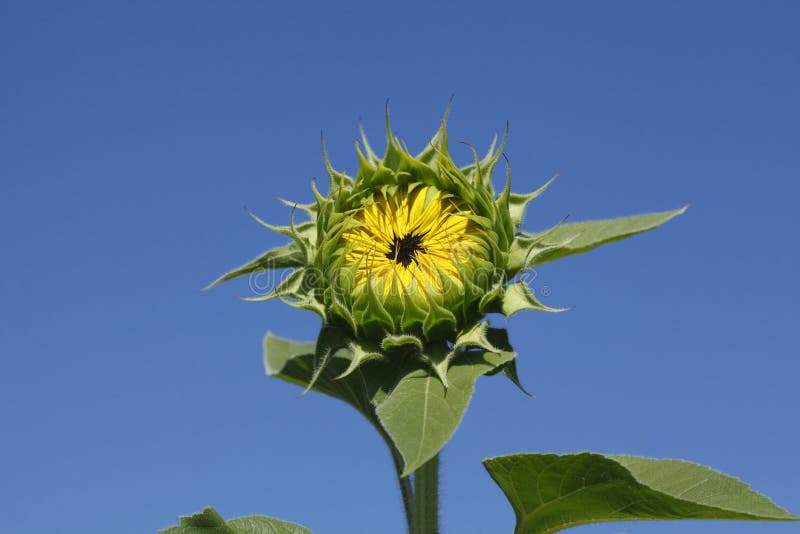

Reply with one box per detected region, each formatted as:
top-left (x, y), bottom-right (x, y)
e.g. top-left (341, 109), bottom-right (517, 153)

top-left (390, 446), bottom-right (415, 534)
top-left (412, 454), bottom-right (439, 534)
top-left (369, 415), bottom-right (415, 533)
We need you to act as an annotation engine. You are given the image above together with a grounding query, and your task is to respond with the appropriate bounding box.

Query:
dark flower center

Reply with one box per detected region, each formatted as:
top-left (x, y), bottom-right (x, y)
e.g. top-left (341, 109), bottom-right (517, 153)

top-left (386, 232), bottom-right (427, 268)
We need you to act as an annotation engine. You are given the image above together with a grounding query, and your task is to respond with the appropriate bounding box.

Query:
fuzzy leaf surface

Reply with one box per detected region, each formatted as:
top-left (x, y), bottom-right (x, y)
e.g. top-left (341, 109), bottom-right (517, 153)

top-left (521, 207), bottom-right (686, 268)
top-left (159, 506), bottom-right (311, 534)
top-left (377, 348), bottom-right (515, 476)
top-left (263, 332), bottom-right (515, 476)
top-left (484, 452), bottom-right (798, 534)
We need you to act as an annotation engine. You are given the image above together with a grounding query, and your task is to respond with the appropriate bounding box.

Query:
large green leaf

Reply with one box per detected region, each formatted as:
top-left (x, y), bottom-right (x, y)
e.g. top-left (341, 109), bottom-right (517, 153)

top-left (263, 332), bottom-right (514, 476)
top-left (483, 452), bottom-right (798, 534)
top-left (159, 506), bottom-right (311, 534)
top-left (377, 348), bottom-right (515, 476)
top-left (512, 207), bottom-right (686, 271)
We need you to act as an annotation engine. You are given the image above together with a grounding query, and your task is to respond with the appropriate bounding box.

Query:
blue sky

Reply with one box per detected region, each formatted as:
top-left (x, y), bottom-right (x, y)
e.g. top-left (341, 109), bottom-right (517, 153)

top-left (1, 1), bottom-right (798, 533)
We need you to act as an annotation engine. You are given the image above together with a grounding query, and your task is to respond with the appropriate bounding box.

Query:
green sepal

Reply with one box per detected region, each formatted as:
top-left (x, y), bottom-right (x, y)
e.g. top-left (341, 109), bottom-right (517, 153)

top-left (415, 99), bottom-right (453, 165)
top-left (336, 339), bottom-right (384, 379)
top-left (240, 268), bottom-right (305, 302)
top-left (418, 341), bottom-right (452, 387)
top-left (358, 120), bottom-right (380, 162)
top-left (459, 125), bottom-right (507, 193)
top-left (453, 257), bottom-right (494, 325)
top-left (381, 334), bottom-right (424, 352)
top-left (353, 280), bottom-right (395, 340)
top-left (317, 222), bottom-right (349, 267)
top-left (321, 133), bottom-right (354, 192)
top-left (204, 242), bottom-right (304, 290)
top-left (477, 124), bottom-right (508, 184)
top-left (304, 324), bottom-right (349, 394)
top-left (493, 280), bottom-right (571, 317)
top-left (453, 321), bottom-right (499, 353)
top-left (458, 132), bottom-right (495, 183)
top-left (283, 294), bottom-right (326, 320)
top-left (277, 197), bottom-right (317, 217)
top-left (478, 281), bottom-right (505, 314)
top-left (459, 141), bottom-right (486, 189)
top-left (328, 291), bottom-right (358, 333)
top-left (309, 178), bottom-right (328, 206)
top-left (484, 327), bottom-right (532, 396)
top-left (400, 292), bottom-right (429, 335)
top-left (158, 506), bottom-right (311, 534)
top-left (381, 276), bottom-right (407, 325)
top-left (493, 155), bottom-right (515, 250)
top-left (422, 296), bottom-right (458, 341)
top-left (508, 174), bottom-right (558, 228)
top-left (496, 358), bottom-right (532, 396)
top-left (381, 102), bottom-right (404, 170)
top-left (246, 210), bottom-right (313, 260)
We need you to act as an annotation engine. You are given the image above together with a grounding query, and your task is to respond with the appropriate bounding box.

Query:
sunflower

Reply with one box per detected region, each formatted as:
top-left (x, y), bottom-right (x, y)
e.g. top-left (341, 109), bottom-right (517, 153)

top-left (341, 185), bottom-right (487, 300)
top-left (207, 109), bottom-right (525, 377)
top-left (209, 107), bottom-right (683, 381)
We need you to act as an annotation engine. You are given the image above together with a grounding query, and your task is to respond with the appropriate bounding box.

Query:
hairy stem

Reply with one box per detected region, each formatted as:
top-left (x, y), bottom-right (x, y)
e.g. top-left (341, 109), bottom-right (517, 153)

top-left (412, 454), bottom-right (439, 534)
top-left (390, 446), bottom-right (415, 534)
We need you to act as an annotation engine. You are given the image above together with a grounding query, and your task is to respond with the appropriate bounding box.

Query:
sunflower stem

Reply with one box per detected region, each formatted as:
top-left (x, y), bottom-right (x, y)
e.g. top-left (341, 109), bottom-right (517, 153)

top-left (390, 446), bottom-right (415, 533)
top-left (412, 454), bottom-right (439, 534)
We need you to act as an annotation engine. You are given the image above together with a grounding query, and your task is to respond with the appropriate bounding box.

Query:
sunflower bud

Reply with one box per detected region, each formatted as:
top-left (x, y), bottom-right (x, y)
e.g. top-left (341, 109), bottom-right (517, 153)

top-left (208, 105), bottom-right (685, 385)
top-left (319, 119), bottom-right (509, 346)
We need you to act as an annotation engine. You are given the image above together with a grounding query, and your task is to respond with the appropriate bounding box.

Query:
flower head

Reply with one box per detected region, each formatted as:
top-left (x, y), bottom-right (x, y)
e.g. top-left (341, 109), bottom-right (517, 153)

top-left (208, 105), bottom-right (685, 385)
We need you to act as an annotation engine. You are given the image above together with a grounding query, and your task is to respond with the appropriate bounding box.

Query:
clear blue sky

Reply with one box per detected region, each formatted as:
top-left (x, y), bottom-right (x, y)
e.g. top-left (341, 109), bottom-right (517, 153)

top-left (1, 1), bottom-right (798, 533)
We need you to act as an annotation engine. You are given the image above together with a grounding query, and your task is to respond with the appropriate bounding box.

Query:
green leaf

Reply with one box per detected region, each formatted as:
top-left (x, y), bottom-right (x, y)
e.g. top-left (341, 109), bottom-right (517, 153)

top-left (378, 348), bottom-right (516, 476)
top-left (506, 217), bottom-right (571, 276)
top-left (520, 207), bottom-right (687, 268)
top-left (263, 332), bottom-right (410, 425)
top-left (263, 333), bottom-right (316, 382)
top-left (204, 242), bottom-right (304, 290)
top-left (263, 332), bottom-right (515, 476)
top-left (483, 452), bottom-right (799, 534)
top-left (158, 506), bottom-right (311, 534)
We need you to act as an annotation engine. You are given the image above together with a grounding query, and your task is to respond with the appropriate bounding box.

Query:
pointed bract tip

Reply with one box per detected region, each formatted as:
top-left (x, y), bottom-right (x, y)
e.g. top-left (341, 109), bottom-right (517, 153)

top-left (384, 98), bottom-right (396, 148)
top-left (442, 95), bottom-right (455, 123)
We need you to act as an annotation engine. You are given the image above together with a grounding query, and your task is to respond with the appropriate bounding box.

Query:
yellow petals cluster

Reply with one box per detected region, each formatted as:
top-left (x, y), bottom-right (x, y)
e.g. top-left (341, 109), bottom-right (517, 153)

top-left (341, 185), bottom-right (485, 299)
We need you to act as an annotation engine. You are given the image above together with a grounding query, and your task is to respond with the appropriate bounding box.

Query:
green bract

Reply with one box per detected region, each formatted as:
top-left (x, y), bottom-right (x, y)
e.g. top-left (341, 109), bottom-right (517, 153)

top-left (208, 106), bottom-right (685, 387)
